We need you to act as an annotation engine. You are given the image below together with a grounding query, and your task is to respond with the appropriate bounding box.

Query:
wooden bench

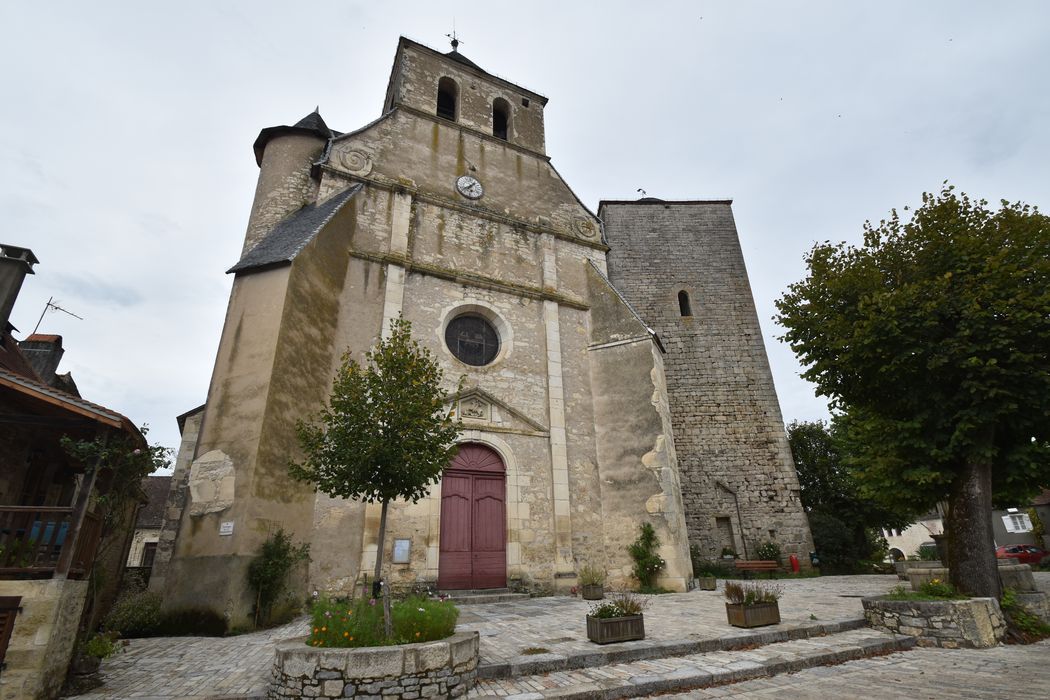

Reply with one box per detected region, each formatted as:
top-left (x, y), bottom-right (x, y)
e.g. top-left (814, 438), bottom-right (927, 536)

top-left (734, 560), bottom-right (779, 578)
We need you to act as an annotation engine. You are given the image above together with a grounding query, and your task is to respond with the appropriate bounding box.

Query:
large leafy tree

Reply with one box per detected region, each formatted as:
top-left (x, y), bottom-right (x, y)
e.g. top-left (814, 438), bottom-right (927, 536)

top-left (776, 186), bottom-right (1050, 597)
top-left (787, 420), bottom-right (907, 573)
top-left (290, 316), bottom-right (460, 633)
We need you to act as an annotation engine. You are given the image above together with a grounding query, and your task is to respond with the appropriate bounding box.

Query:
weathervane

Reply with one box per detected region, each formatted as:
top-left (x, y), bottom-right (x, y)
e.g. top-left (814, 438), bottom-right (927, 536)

top-left (446, 22), bottom-right (462, 51)
top-left (32, 296), bottom-right (84, 335)
top-left (637, 188), bottom-right (647, 197)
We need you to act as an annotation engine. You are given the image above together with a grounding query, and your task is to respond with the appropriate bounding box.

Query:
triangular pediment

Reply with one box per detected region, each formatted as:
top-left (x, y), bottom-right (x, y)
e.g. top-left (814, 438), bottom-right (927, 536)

top-left (446, 387), bottom-right (547, 435)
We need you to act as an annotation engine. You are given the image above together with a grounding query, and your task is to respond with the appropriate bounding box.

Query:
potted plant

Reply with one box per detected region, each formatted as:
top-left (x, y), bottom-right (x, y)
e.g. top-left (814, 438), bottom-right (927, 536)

top-left (578, 564), bottom-right (606, 600)
top-left (586, 591), bottom-right (648, 644)
top-left (692, 559), bottom-right (719, 590)
top-left (724, 581), bottom-right (782, 628)
top-left (721, 546), bottom-right (737, 561)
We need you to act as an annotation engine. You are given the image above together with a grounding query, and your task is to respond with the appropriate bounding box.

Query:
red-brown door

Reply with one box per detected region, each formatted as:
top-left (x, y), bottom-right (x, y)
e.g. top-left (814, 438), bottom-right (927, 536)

top-left (438, 444), bottom-right (506, 590)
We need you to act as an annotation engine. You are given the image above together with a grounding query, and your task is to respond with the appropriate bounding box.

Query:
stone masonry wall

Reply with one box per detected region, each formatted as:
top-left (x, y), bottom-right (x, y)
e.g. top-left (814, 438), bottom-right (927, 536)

top-left (602, 201), bottom-right (814, 562)
top-left (269, 632), bottom-right (479, 700)
top-left (862, 597), bottom-right (1006, 649)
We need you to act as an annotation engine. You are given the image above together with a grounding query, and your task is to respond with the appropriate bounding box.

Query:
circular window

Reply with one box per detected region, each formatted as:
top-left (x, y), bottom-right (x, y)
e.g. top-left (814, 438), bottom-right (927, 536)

top-left (445, 314), bottom-right (500, 366)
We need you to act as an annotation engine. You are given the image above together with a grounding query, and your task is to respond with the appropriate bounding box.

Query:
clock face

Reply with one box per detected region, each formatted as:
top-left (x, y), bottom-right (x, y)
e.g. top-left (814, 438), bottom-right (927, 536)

top-left (456, 175), bottom-right (484, 200)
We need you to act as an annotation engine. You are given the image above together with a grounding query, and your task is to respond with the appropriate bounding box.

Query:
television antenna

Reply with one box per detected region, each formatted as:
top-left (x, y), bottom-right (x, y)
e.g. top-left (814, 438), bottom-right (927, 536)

top-left (32, 296), bottom-right (84, 335)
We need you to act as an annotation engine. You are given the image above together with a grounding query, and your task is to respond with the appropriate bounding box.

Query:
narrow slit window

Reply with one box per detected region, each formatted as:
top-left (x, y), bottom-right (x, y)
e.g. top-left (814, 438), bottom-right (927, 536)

top-left (492, 98), bottom-right (510, 140)
top-left (678, 290), bottom-right (692, 317)
top-left (437, 77), bottom-right (458, 121)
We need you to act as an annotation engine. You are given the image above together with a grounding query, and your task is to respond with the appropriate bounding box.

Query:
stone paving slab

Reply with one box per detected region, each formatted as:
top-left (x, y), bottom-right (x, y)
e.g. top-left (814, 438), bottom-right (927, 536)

top-left (467, 628), bottom-right (916, 699)
top-left (657, 638), bottom-right (1050, 698)
top-left (69, 574), bottom-right (1050, 699)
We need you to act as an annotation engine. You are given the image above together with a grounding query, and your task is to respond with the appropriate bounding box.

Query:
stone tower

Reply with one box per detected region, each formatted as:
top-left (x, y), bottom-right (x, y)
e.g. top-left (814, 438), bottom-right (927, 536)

top-left (601, 200), bottom-right (815, 561)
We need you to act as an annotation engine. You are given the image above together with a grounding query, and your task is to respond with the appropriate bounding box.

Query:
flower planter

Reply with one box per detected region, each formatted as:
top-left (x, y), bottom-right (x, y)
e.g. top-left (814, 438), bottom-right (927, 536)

top-left (586, 614), bottom-right (645, 644)
top-left (580, 583), bottom-right (605, 600)
top-left (696, 576), bottom-right (717, 591)
top-left (725, 602), bottom-right (780, 628)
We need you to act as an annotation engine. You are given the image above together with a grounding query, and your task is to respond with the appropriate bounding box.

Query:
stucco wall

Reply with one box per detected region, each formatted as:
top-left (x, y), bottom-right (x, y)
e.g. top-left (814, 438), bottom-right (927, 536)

top-left (0, 579), bottom-right (88, 700)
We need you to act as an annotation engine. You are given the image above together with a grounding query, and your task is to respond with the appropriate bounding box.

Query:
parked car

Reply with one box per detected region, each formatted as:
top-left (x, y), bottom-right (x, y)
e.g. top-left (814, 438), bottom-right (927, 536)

top-left (995, 544), bottom-right (1049, 566)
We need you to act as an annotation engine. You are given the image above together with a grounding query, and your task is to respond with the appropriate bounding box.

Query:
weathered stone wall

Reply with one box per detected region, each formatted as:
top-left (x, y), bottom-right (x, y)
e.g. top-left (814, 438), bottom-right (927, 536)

top-left (602, 200), bottom-right (815, 563)
top-left (862, 596), bottom-right (1006, 648)
top-left (387, 39), bottom-right (546, 155)
top-left (0, 578), bottom-right (88, 700)
top-left (269, 632), bottom-right (478, 700)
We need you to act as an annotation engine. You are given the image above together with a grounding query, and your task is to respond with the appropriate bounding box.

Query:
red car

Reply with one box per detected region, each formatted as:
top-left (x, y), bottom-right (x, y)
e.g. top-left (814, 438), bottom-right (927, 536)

top-left (995, 544), bottom-right (1048, 566)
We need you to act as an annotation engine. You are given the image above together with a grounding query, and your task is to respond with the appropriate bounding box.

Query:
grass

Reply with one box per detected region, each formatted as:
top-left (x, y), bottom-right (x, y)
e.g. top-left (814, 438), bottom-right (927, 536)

top-left (520, 647), bottom-right (550, 655)
top-left (884, 583), bottom-right (967, 602)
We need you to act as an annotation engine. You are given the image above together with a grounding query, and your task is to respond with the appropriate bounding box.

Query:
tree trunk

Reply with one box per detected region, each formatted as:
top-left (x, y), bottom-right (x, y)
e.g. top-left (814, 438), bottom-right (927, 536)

top-left (374, 500), bottom-right (393, 638)
top-left (945, 457), bottom-right (1000, 598)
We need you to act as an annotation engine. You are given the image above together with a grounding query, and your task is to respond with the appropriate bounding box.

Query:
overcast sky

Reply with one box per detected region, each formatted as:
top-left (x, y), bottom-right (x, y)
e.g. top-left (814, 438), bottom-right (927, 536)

top-left (2, 1), bottom-right (1048, 467)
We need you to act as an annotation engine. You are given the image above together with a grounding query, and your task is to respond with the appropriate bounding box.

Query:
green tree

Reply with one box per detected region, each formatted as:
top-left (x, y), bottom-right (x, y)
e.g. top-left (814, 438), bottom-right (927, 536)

top-left (787, 420), bottom-right (905, 572)
top-left (290, 316), bottom-right (461, 635)
top-left (776, 186), bottom-right (1050, 596)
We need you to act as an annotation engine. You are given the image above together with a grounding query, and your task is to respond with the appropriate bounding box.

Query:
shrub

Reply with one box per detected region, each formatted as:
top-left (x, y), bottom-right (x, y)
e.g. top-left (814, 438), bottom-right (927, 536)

top-left (917, 543), bottom-right (940, 561)
top-left (247, 528), bottom-right (310, 627)
top-left (627, 523), bottom-right (665, 590)
top-left (104, 590), bottom-right (162, 638)
top-left (724, 581), bottom-right (782, 606)
top-left (307, 596), bottom-right (458, 648)
top-left (755, 541), bottom-right (782, 562)
top-left (587, 591), bottom-right (649, 619)
top-left (83, 632), bottom-right (120, 659)
top-left (720, 546), bottom-right (737, 558)
top-left (918, 578), bottom-right (958, 599)
top-left (577, 564), bottom-right (606, 586)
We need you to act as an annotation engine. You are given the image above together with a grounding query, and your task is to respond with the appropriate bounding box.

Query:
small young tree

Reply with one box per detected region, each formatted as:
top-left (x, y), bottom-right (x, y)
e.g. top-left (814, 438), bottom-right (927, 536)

top-left (290, 317), bottom-right (460, 636)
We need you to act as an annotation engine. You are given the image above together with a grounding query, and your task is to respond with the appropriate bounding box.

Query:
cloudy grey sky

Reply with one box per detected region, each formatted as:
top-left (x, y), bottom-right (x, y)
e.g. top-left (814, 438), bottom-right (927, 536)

top-left (2, 1), bottom-right (1048, 465)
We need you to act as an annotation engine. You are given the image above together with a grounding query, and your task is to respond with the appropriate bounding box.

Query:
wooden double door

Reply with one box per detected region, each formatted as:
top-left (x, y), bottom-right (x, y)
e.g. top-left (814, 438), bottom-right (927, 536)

top-left (437, 444), bottom-right (506, 590)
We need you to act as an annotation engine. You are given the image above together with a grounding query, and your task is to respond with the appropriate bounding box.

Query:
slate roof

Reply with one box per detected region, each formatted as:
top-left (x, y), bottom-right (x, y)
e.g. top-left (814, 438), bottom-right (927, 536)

top-left (135, 475), bottom-right (171, 529)
top-left (227, 184), bottom-right (363, 274)
top-left (252, 109), bottom-right (341, 166)
top-left (446, 50), bottom-right (483, 71)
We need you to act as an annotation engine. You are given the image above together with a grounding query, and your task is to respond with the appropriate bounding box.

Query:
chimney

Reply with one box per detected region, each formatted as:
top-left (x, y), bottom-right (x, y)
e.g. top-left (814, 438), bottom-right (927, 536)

top-left (20, 334), bottom-right (65, 383)
top-left (0, 244), bottom-right (39, 332)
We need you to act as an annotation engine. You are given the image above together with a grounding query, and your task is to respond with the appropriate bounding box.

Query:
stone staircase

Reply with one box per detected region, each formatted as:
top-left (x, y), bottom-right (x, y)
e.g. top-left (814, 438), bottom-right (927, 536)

top-left (438, 588), bottom-right (531, 605)
top-left (468, 624), bottom-right (916, 699)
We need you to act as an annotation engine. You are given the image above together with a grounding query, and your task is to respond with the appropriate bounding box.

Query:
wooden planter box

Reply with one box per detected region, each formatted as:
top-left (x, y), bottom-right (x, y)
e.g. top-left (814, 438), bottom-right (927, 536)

top-left (586, 614), bottom-right (645, 644)
top-left (697, 576), bottom-right (717, 591)
top-left (580, 584), bottom-right (604, 600)
top-left (725, 602), bottom-right (780, 628)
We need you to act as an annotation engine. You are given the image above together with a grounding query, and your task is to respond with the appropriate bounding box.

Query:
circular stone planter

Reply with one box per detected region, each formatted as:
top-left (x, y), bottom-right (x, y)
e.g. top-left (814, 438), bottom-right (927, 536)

top-left (268, 631), bottom-right (479, 699)
top-left (862, 596), bottom-right (1005, 649)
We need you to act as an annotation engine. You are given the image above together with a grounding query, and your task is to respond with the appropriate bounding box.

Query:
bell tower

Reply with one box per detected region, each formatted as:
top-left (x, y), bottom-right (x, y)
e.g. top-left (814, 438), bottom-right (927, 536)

top-left (382, 37), bottom-right (548, 155)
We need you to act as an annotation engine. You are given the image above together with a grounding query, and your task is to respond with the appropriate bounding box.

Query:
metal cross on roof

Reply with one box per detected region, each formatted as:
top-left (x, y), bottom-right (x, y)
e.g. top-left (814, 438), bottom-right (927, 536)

top-left (446, 26), bottom-right (463, 52)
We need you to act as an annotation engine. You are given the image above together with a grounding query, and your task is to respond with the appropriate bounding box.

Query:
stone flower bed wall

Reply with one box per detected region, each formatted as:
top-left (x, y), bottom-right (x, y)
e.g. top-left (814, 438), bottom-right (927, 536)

top-left (269, 631), bottom-right (479, 699)
top-left (862, 597), bottom-right (1006, 649)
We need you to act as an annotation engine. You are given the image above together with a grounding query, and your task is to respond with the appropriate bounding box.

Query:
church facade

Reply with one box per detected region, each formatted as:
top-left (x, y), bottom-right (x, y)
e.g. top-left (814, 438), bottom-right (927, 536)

top-left (155, 38), bottom-right (813, 623)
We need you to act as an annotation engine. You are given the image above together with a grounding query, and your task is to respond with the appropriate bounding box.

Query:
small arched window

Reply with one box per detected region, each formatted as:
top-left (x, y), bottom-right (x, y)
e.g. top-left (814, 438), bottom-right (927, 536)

top-left (437, 77), bottom-right (458, 121)
top-left (492, 98), bottom-right (510, 140)
top-left (678, 290), bottom-right (692, 317)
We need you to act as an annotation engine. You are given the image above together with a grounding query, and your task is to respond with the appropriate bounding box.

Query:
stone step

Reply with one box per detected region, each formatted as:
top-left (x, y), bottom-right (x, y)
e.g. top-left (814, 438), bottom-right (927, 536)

top-left (438, 589), bottom-right (532, 605)
top-left (468, 628), bottom-right (915, 699)
top-left (478, 618), bottom-right (867, 680)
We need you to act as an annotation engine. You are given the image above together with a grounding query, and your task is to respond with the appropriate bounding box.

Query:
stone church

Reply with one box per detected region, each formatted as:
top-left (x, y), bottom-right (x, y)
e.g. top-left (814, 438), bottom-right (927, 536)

top-left (154, 37), bottom-right (813, 623)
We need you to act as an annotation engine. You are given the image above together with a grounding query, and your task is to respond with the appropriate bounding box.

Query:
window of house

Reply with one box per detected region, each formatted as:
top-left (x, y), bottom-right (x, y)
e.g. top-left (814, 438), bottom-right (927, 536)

top-left (1002, 513), bottom-right (1033, 533)
top-left (437, 77), bottom-right (458, 121)
top-left (445, 314), bottom-right (500, 366)
top-left (492, 98), bottom-right (510, 140)
top-left (140, 541), bottom-right (158, 568)
top-left (678, 290), bottom-right (692, 317)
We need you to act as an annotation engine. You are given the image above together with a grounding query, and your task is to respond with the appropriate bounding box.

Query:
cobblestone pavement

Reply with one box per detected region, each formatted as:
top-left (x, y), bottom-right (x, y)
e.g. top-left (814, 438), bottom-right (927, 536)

top-left (71, 573), bottom-right (1050, 699)
top-left (659, 639), bottom-right (1050, 698)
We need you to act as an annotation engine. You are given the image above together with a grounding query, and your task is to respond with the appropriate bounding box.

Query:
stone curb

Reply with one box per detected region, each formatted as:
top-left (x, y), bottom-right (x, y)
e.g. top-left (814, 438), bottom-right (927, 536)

top-left (473, 633), bottom-right (916, 700)
top-left (477, 618), bottom-right (867, 679)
